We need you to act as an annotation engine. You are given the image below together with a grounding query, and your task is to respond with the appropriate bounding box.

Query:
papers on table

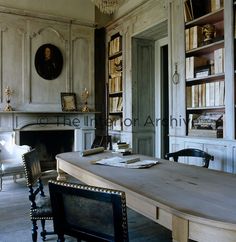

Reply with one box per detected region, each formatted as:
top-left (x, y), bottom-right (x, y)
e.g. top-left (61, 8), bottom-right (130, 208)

top-left (95, 156), bottom-right (158, 169)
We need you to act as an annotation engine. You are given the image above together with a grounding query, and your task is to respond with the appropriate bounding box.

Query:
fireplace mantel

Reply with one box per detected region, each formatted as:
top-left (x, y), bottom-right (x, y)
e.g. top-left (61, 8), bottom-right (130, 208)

top-left (0, 111), bottom-right (98, 151)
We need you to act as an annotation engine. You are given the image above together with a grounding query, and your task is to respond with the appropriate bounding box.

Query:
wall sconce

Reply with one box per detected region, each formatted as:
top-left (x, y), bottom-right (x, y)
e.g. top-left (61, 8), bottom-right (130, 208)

top-left (172, 62), bottom-right (179, 85)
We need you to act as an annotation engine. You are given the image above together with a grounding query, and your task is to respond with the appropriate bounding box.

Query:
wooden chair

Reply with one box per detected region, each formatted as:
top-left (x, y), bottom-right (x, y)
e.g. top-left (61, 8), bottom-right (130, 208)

top-left (0, 145), bottom-right (31, 191)
top-left (48, 180), bottom-right (129, 242)
top-left (164, 148), bottom-right (214, 168)
top-left (91, 135), bottom-right (112, 150)
top-left (22, 149), bottom-right (54, 242)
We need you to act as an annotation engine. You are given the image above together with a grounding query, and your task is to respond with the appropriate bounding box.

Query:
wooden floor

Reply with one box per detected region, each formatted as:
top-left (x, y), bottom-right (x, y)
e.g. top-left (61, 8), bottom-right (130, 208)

top-left (0, 176), bottom-right (172, 242)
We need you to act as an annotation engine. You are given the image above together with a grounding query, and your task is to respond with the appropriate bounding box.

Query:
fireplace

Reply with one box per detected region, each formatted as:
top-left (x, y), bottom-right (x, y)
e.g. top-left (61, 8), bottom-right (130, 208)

top-left (20, 130), bottom-right (74, 171)
top-left (0, 112), bottom-right (96, 170)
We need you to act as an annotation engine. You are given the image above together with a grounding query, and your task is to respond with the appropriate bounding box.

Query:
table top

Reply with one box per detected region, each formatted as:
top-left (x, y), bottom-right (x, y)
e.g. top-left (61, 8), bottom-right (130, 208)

top-left (56, 151), bottom-right (236, 227)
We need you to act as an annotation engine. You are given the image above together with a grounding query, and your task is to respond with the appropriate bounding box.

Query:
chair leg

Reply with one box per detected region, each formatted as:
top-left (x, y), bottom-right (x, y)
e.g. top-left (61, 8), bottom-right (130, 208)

top-left (40, 219), bottom-right (46, 241)
top-left (57, 234), bottom-right (65, 242)
top-left (0, 176), bottom-right (2, 191)
top-left (32, 220), bottom-right (38, 242)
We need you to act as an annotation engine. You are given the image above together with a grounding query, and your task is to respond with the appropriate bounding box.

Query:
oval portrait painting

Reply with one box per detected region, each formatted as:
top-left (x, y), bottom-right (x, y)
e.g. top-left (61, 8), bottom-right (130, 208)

top-left (35, 44), bottom-right (63, 80)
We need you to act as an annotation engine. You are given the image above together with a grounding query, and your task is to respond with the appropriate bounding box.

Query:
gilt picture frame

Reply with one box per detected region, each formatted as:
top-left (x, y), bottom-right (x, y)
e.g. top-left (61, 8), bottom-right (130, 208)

top-left (61, 93), bottom-right (77, 111)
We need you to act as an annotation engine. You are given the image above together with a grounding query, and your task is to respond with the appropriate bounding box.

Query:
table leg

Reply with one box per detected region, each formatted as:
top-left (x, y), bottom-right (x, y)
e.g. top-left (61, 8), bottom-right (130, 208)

top-left (172, 215), bottom-right (188, 242)
top-left (56, 160), bottom-right (67, 181)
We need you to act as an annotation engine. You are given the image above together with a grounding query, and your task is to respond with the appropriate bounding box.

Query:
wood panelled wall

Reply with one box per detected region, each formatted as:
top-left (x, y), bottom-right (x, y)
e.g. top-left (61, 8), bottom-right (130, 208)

top-left (0, 9), bottom-right (94, 112)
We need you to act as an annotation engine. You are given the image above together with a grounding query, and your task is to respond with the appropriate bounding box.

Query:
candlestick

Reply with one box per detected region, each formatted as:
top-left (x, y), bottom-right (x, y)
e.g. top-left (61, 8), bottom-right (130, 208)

top-left (81, 88), bottom-right (89, 112)
top-left (4, 86), bottom-right (13, 111)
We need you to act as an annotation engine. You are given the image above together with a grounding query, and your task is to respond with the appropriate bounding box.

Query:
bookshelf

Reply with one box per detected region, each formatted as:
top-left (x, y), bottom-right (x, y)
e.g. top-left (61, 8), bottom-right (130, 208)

top-left (184, 0), bottom-right (225, 138)
top-left (107, 33), bottom-right (123, 133)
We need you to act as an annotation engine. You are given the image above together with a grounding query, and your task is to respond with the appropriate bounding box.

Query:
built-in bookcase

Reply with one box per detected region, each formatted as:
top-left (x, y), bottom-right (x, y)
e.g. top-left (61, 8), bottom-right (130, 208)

top-left (184, 0), bottom-right (225, 138)
top-left (107, 33), bottom-right (123, 133)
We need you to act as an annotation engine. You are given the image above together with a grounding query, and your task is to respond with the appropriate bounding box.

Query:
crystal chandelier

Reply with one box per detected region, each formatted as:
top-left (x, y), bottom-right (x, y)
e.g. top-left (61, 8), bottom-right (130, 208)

top-left (91, 0), bottom-right (124, 14)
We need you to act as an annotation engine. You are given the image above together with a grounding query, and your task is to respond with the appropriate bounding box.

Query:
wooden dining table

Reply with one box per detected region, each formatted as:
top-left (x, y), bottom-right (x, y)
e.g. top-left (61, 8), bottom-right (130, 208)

top-left (56, 150), bottom-right (236, 242)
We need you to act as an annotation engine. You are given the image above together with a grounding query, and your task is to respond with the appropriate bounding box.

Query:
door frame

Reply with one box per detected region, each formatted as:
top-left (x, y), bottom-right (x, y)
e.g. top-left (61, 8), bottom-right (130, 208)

top-left (155, 37), bottom-right (168, 158)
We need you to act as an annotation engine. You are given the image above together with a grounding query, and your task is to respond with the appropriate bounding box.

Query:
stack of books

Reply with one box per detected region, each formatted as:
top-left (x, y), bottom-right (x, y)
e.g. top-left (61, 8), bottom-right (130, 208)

top-left (109, 96), bottom-right (123, 113)
top-left (188, 112), bottom-right (224, 138)
top-left (109, 35), bottom-right (122, 56)
top-left (113, 142), bottom-right (131, 153)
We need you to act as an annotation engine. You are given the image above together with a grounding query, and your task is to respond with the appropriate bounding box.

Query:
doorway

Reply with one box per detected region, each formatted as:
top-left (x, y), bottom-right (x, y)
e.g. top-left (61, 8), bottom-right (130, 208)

top-left (132, 21), bottom-right (168, 158)
top-left (155, 38), bottom-right (169, 158)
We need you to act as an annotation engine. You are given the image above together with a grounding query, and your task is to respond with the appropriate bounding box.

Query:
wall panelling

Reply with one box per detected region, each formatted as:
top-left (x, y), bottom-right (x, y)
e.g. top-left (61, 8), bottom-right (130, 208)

top-left (0, 8), bottom-right (94, 112)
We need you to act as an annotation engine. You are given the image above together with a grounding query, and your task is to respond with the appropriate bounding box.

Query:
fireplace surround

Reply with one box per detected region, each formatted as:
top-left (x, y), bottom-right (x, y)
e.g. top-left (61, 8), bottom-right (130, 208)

top-left (0, 111), bottom-right (96, 169)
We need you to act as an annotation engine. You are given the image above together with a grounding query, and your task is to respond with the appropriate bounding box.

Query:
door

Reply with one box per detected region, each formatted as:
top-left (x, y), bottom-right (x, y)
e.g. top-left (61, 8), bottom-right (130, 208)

top-left (132, 38), bottom-right (155, 156)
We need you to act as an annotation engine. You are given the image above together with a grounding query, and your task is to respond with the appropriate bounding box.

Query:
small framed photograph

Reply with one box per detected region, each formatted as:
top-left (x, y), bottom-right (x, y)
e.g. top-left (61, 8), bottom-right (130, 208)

top-left (61, 93), bottom-right (77, 111)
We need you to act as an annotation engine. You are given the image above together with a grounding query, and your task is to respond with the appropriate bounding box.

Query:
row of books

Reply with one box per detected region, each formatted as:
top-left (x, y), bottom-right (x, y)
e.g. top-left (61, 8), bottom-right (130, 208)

top-left (109, 76), bottom-right (122, 93)
top-left (186, 56), bottom-right (208, 79)
top-left (187, 81), bottom-right (225, 108)
top-left (109, 36), bottom-right (122, 56)
top-left (211, 0), bottom-right (224, 12)
top-left (184, 0), bottom-right (223, 22)
top-left (108, 56), bottom-right (122, 76)
top-left (109, 97), bottom-right (123, 113)
top-left (184, 0), bottom-right (207, 22)
top-left (186, 48), bottom-right (224, 79)
top-left (214, 48), bottom-right (224, 74)
top-left (185, 26), bottom-right (203, 51)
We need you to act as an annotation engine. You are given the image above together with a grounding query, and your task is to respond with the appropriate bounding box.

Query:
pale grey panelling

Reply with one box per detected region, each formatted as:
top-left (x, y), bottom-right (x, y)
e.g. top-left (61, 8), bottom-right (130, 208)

top-left (0, 10), bottom-right (94, 112)
top-left (29, 20), bottom-right (69, 105)
top-left (0, 13), bottom-right (26, 108)
top-left (71, 25), bottom-right (94, 109)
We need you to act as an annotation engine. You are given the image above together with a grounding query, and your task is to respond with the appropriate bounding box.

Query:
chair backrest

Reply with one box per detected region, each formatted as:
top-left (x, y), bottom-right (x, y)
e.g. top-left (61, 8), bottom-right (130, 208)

top-left (12, 145), bottom-right (31, 160)
top-left (48, 180), bottom-right (129, 242)
top-left (22, 148), bottom-right (42, 187)
top-left (22, 148), bottom-right (53, 242)
top-left (0, 144), bottom-right (31, 163)
top-left (91, 135), bottom-right (112, 150)
top-left (164, 148), bottom-right (214, 168)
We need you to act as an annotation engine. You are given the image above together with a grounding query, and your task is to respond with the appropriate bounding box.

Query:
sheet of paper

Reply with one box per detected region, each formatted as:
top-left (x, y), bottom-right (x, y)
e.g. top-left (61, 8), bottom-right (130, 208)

top-left (95, 156), bottom-right (158, 169)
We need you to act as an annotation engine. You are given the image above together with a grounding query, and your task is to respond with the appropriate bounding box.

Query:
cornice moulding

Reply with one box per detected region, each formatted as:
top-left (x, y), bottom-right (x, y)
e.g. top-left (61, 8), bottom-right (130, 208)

top-left (0, 5), bottom-right (96, 28)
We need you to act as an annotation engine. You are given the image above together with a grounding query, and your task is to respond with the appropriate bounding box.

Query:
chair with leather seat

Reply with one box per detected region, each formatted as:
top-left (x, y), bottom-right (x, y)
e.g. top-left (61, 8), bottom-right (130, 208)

top-left (164, 148), bottom-right (214, 168)
top-left (48, 180), bottom-right (129, 242)
top-left (22, 148), bottom-right (54, 242)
